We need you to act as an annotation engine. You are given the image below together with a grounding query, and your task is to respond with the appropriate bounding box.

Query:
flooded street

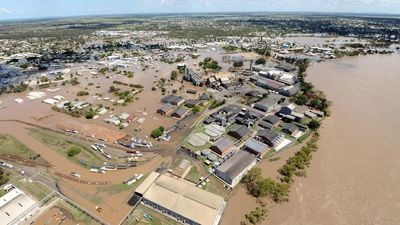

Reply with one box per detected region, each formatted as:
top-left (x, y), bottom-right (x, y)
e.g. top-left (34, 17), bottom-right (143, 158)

top-left (264, 54), bottom-right (400, 225)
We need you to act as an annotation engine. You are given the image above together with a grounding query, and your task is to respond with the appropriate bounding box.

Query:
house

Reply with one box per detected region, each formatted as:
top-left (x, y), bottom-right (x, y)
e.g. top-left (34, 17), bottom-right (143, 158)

top-left (244, 139), bottom-right (269, 157)
top-left (185, 99), bottom-right (200, 108)
top-left (228, 125), bottom-right (252, 140)
top-left (278, 85), bottom-right (300, 97)
top-left (258, 120), bottom-right (274, 129)
top-left (161, 95), bottom-right (185, 106)
top-left (282, 123), bottom-right (299, 136)
top-left (210, 138), bottom-right (235, 156)
top-left (279, 103), bottom-right (304, 122)
top-left (257, 128), bottom-right (284, 148)
top-left (171, 108), bottom-right (190, 119)
top-left (263, 115), bottom-right (281, 127)
top-left (157, 104), bottom-right (174, 115)
top-left (253, 98), bottom-right (278, 112)
top-left (200, 93), bottom-right (211, 100)
top-left (135, 172), bottom-right (226, 225)
top-left (215, 150), bottom-right (257, 187)
top-left (280, 103), bottom-right (297, 115)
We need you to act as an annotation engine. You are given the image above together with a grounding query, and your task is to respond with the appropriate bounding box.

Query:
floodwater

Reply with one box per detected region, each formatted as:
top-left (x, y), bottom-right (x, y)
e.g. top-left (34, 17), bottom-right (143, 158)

top-left (264, 54), bottom-right (400, 225)
top-left (222, 53), bottom-right (400, 225)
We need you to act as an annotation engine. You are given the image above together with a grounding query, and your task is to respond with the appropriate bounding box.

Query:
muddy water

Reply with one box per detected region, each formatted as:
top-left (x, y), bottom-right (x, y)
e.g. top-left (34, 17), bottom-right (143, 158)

top-left (264, 54), bottom-right (400, 225)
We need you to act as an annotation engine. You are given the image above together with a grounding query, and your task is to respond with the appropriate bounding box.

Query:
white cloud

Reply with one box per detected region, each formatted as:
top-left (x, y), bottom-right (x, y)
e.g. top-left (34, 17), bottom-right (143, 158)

top-left (0, 7), bottom-right (12, 14)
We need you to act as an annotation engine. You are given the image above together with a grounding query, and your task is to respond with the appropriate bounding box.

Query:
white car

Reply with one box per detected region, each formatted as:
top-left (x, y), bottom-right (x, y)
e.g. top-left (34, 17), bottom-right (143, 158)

top-left (69, 172), bottom-right (81, 178)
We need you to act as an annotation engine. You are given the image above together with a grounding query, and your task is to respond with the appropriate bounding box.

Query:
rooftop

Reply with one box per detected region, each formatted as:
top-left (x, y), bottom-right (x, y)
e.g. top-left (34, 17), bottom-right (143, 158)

top-left (136, 172), bottom-right (225, 225)
top-left (216, 151), bottom-right (257, 180)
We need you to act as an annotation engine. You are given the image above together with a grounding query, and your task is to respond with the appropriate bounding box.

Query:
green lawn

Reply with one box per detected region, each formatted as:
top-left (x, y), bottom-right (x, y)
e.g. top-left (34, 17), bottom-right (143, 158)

top-left (0, 134), bottom-right (48, 165)
top-left (298, 131), bottom-right (311, 143)
top-left (202, 177), bottom-right (231, 200)
top-left (14, 180), bottom-right (53, 201)
top-left (184, 166), bottom-right (202, 183)
top-left (97, 175), bottom-right (147, 195)
top-left (123, 204), bottom-right (180, 225)
top-left (28, 128), bottom-right (106, 167)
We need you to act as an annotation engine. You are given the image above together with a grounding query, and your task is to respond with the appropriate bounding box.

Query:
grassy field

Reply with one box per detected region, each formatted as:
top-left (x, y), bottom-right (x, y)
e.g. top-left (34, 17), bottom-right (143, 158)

top-left (28, 128), bottom-right (106, 167)
top-left (184, 166), bottom-right (202, 183)
top-left (97, 174), bottom-right (147, 195)
top-left (0, 134), bottom-right (48, 165)
top-left (202, 176), bottom-right (231, 200)
top-left (57, 201), bottom-right (101, 225)
top-left (14, 180), bottom-right (53, 201)
top-left (123, 204), bottom-right (180, 225)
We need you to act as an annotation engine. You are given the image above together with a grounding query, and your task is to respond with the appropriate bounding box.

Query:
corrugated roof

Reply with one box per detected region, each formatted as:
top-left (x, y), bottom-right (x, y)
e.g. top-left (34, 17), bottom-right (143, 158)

top-left (135, 172), bottom-right (160, 195)
top-left (216, 151), bottom-right (257, 180)
top-left (245, 139), bottom-right (269, 154)
top-left (212, 138), bottom-right (234, 151)
top-left (141, 174), bottom-right (225, 225)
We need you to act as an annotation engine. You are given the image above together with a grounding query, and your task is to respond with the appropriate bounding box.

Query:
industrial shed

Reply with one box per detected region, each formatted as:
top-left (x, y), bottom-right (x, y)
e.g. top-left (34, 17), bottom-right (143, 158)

top-left (227, 125), bottom-right (252, 140)
top-left (135, 172), bottom-right (226, 225)
top-left (215, 151), bottom-right (257, 187)
top-left (210, 137), bottom-right (235, 156)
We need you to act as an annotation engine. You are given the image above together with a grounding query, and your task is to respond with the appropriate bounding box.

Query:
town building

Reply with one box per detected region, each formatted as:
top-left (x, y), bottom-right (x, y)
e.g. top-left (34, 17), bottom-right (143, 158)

top-left (227, 125), bottom-right (252, 140)
top-left (263, 115), bottom-right (281, 127)
top-left (157, 104), bottom-right (174, 115)
top-left (0, 186), bottom-right (37, 225)
top-left (279, 103), bottom-right (305, 122)
top-left (244, 138), bottom-right (269, 157)
top-left (282, 123), bottom-right (300, 136)
top-left (257, 128), bottom-right (284, 148)
top-left (253, 98), bottom-right (278, 112)
top-left (185, 99), bottom-right (200, 108)
top-left (171, 108), bottom-right (190, 119)
top-left (210, 137), bottom-right (235, 156)
top-left (161, 95), bottom-right (186, 106)
top-left (135, 172), bottom-right (226, 225)
top-left (215, 150), bottom-right (257, 187)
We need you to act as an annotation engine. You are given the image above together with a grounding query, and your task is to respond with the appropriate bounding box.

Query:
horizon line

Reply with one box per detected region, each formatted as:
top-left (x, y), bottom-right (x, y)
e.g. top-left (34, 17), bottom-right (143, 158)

top-left (1, 10), bottom-right (400, 23)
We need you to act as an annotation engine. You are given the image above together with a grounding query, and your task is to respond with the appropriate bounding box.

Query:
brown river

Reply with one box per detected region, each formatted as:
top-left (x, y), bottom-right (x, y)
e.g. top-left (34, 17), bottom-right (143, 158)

top-left (264, 54), bottom-right (400, 225)
top-left (222, 53), bottom-right (400, 225)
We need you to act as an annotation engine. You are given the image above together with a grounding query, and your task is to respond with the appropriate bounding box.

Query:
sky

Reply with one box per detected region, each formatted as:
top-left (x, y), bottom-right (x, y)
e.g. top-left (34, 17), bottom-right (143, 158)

top-left (0, 0), bottom-right (400, 20)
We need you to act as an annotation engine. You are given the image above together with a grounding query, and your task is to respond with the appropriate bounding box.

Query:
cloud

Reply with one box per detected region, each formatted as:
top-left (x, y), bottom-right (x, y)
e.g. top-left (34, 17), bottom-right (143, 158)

top-left (0, 7), bottom-right (12, 14)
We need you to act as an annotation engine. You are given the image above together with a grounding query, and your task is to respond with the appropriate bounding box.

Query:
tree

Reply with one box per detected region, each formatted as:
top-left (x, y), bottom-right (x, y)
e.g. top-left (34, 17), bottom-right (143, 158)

top-left (192, 105), bottom-right (202, 113)
top-left (0, 168), bottom-right (10, 186)
top-left (158, 126), bottom-right (165, 133)
top-left (151, 129), bottom-right (163, 138)
top-left (292, 94), bottom-right (308, 105)
top-left (245, 206), bottom-right (266, 224)
top-left (85, 109), bottom-right (97, 119)
top-left (308, 120), bottom-right (321, 130)
top-left (77, 91), bottom-right (89, 96)
top-left (255, 58), bottom-right (266, 65)
top-left (67, 146), bottom-right (81, 157)
top-left (170, 70), bottom-right (178, 80)
top-left (40, 76), bottom-right (49, 83)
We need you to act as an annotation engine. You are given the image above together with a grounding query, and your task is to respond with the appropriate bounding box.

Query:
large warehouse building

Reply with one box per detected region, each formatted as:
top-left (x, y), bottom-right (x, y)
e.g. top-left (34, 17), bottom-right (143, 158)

top-left (135, 172), bottom-right (226, 225)
top-left (215, 151), bottom-right (257, 187)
